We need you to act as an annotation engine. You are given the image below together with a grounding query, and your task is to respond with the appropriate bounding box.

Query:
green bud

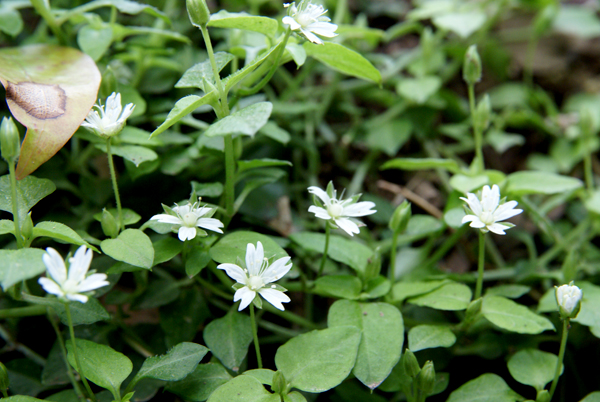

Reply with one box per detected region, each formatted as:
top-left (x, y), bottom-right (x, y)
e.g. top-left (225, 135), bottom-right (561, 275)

top-left (363, 248), bottom-right (382, 281)
top-left (533, 5), bottom-right (558, 38)
top-left (463, 45), bottom-right (482, 86)
top-left (101, 208), bottom-right (119, 238)
top-left (536, 389), bottom-right (550, 402)
top-left (272, 371), bottom-right (288, 395)
top-left (21, 212), bottom-right (34, 242)
top-left (415, 360), bottom-right (436, 396)
top-left (473, 94), bottom-right (491, 133)
top-left (465, 297), bottom-right (483, 322)
top-left (0, 361), bottom-right (9, 393)
top-left (0, 117), bottom-right (21, 164)
top-left (186, 0), bottom-right (210, 27)
top-left (402, 349), bottom-right (420, 378)
top-left (389, 201), bottom-right (411, 234)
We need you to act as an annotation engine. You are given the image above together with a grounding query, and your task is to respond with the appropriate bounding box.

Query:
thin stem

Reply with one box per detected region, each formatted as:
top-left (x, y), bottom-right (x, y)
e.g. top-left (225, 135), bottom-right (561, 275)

top-left (249, 304), bottom-right (263, 369)
top-left (48, 311), bottom-right (85, 400)
top-left (0, 305), bottom-right (46, 319)
top-left (224, 134), bottom-right (235, 221)
top-left (64, 303), bottom-right (97, 402)
top-left (549, 319), bottom-right (569, 400)
top-left (468, 83), bottom-right (484, 173)
top-left (199, 24), bottom-right (229, 117)
top-left (389, 231), bottom-right (399, 282)
top-left (29, 0), bottom-right (66, 44)
top-left (318, 224), bottom-right (331, 277)
top-left (474, 231), bottom-right (486, 300)
top-left (8, 162), bottom-right (23, 248)
top-left (584, 141), bottom-right (594, 192)
top-left (106, 138), bottom-right (123, 232)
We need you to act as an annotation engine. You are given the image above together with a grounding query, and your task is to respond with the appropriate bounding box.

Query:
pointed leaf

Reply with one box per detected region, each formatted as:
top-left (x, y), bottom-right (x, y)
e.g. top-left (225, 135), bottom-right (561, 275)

top-left (133, 342), bottom-right (209, 384)
top-left (408, 325), bottom-right (456, 352)
top-left (151, 92), bottom-right (218, 138)
top-left (176, 52), bottom-right (235, 91)
top-left (207, 375), bottom-right (279, 402)
top-left (303, 42), bottom-right (381, 84)
top-left (0, 248), bottom-right (45, 290)
top-left (21, 293), bottom-right (110, 326)
top-left (208, 11), bottom-right (278, 36)
top-left (507, 349), bottom-right (558, 391)
top-left (0, 175), bottom-right (56, 222)
top-left (408, 282), bottom-right (472, 311)
top-left (204, 102), bottom-right (272, 138)
top-left (166, 363), bottom-right (232, 401)
top-left (32, 221), bottom-right (96, 251)
top-left (203, 311), bottom-right (252, 372)
top-left (446, 373), bottom-right (524, 402)
top-left (101, 229), bottom-right (154, 268)
top-left (482, 295), bottom-right (555, 334)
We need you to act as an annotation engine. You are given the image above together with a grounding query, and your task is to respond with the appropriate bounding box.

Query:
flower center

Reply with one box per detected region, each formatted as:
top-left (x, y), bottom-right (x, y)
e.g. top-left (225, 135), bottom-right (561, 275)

top-left (62, 278), bottom-right (79, 294)
top-left (248, 275), bottom-right (264, 290)
top-left (297, 12), bottom-right (313, 27)
top-left (182, 212), bottom-right (197, 227)
top-left (327, 201), bottom-right (344, 219)
top-left (479, 211), bottom-right (495, 225)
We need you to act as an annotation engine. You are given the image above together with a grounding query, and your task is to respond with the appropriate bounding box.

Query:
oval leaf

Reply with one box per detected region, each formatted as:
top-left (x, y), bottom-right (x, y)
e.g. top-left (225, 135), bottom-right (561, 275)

top-left (0, 248), bottom-right (45, 290)
top-left (100, 229), bottom-right (154, 269)
top-left (446, 373), bottom-right (523, 402)
top-left (0, 175), bottom-right (56, 223)
top-left (408, 325), bottom-right (456, 352)
top-left (134, 342), bottom-right (209, 383)
top-left (381, 158), bottom-right (459, 173)
top-left (482, 295), bottom-right (555, 334)
top-left (506, 171), bottom-right (583, 195)
top-left (507, 349), bottom-right (558, 391)
top-left (303, 42), bottom-right (381, 84)
top-left (408, 282), bottom-right (472, 311)
top-left (166, 363), bottom-right (232, 402)
top-left (203, 311), bottom-right (252, 372)
top-left (210, 231), bottom-right (288, 265)
top-left (204, 102), bottom-right (272, 138)
top-left (207, 375), bottom-right (279, 402)
top-left (208, 11), bottom-right (278, 36)
top-left (32, 221), bottom-right (95, 250)
top-left (0, 44), bottom-right (101, 178)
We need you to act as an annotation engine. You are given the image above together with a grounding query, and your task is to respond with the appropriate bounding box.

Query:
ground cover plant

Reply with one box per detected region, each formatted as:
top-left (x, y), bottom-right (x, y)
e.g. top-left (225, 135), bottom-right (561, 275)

top-left (1, 0), bottom-right (600, 401)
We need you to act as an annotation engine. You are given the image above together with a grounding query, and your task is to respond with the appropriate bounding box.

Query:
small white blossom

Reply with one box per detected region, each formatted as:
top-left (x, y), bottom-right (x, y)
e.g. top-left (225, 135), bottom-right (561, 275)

top-left (556, 282), bottom-right (582, 319)
top-left (460, 184), bottom-right (522, 235)
top-left (308, 183), bottom-right (376, 236)
top-left (218, 241), bottom-right (292, 311)
top-left (38, 246), bottom-right (109, 303)
top-left (282, 0), bottom-right (338, 45)
top-left (151, 199), bottom-right (224, 241)
top-left (81, 92), bottom-right (135, 138)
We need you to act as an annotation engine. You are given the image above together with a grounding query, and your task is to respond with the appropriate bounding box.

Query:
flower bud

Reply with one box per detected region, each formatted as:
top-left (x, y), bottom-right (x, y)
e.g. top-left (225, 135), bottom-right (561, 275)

top-left (463, 45), bottom-right (482, 86)
top-left (0, 117), bottom-right (21, 164)
top-left (403, 349), bottom-right (420, 378)
top-left (415, 360), bottom-right (436, 396)
top-left (0, 361), bottom-right (8, 394)
top-left (389, 201), bottom-right (411, 234)
top-left (536, 389), bottom-right (550, 402)
top-left (555, 281), bottom-right (582, 319)
top-left (101, 208), bottom-right (119, 238)
top-left (21, 212), bottom-right (34, 242)
top-left (272, 370), bottom-right (288, 395)
top-left (187, 0), bottom-right (210, 28)
top-left (473, 94), bottom-right (491, 133)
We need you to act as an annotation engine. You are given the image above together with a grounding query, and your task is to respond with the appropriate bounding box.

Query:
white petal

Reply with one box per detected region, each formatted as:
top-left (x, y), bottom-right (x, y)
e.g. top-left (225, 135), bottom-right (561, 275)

top-left (308, 206), bottom-right (332, 220)
top-left (343, 201), bottom-right (376, 217)
top-left (196, 218), bottom-right (224, 233)
top-left (282, 16), bottom-right (301, 30)
top-left (67, 246), bottom-right (92, 284)
top-left (468, 218), bottom-right (486, 228)
top-left (43, 248), bottom-right (67, 285)
top-left (234, 287), bottom-right (256, 311)
top-left (463, 193), bottom-right (483, 217)
top-left (494, 202), bottom-right (522, 221)
top-left (259, 288), bottom-right (290, 311)
top-left (66, 293), bottom-right (89, 303)
top-left (217, 263), bottom-right (248, 284)
top-left (38, 277), bottom-right (64, 297)
top-left (334, 218), bottom-right (360, 236)
top-left (178, 226), bottom-right (197, 241)
top-left (300, 28), bottom-right (323, 44)
top-left (261, 257), bottom-right (292, 284)
top-left (306, 22), bottom-right (338, 37)
top-left (487, 222), bottom-right (509, 235)
top-left (307, 186), bottom-right (331, 204)
top-left (76, 274), bottom-right (109, 293)
top-left (245, 242), bottom-right (258, 275)
top-left (461, 214), bottom-right (478, 224)
top-left (481, 185), bottom-right (500, 212)
top-left (150, 214), bottom-right (182, 225)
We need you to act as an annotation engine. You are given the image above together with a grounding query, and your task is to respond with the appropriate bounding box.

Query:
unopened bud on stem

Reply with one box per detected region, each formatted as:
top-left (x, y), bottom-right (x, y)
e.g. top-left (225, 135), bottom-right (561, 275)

top-left (187, 0), bottom-right (210, 27)
top-left (0, 117), bottom-right (20, 164)
top-left (463, 45), bottom-right (482, 86)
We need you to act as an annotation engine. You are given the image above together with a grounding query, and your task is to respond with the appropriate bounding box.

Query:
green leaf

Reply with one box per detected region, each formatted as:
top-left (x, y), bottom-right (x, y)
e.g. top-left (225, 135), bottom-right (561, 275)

top-left (0, 175), bottom-right (56, 223)
top-left (507, 349), bottom-right (558, 391)
top-left (57, 0), bottom-right (170, 24)
top-left (94, 144), bottom-right (158, 167)
top-left (581, 392), bottom-right (600, 402)
top-left (396, 76), bottom-right (442, 104)
top-left (191, 181), bottom-right (224, 198)
top-left (449, 174), bottom-right (490, 194)
top-left (328, 301), bottom-right (404, 390)
top-left (554, 5), bottom-right (600, 39)
top-left (391, 280), bottom-right (447, 303)
top-left (0, 219), bottom-right (13, 235)
top-left (207, 375), bottom-right (279, 402)
top-left (151, 93), bottom-right (218, 138)
top-left (1, 397), bottom-right (45, 402)
top-left (77, 24), bottom-right (113, 61)
top-left (275, 326), bottom-right (361, 393)
top-left (0, 44), bottom-right (101, 178)
top-left (381, 158), bottom-right (459, 173)
top-left (204, 102), bottom-right (272, 138)
top-left (408, 282), bottom-right (472, 311)
top-left (166, 363), bottom-right (232, 402)
top-left (482, 295), bottom-right (555, 334)
top-left (203, 311), bottom-right (252, 372)
top-left (289, 232), bottom-right (373, 275)
top-left (408, 325), bottom-right (456, 352)
top-left (208, 11), bottom-right (278, 36)
top-left (176, 52), bottom-right (235, 91)
top-left (237, 159), bottom-right (292, 174)
top-left (0, 7), bottom-right (23, 37)
top-left (32, 221), bottom-right (95, 250)
top-left (66, 339), bottom-right (132, 398)
top-left (432, 11), bottom-right (486, 38)
top-left (101, 229), bottom-right (154, 269)
top-left (210, 231), bottom-right (288, 265)
top-left (366, 118), bottom-right (412, 157)
top-left (21, 293), bottom-right (110, 326)
top-left (259, 121), bottom-right (291, 144)
top-left (93, 208), bottom-right (141, 226)
top-left (242, 369), bottom-right (275, 385)
top-left (485, 285), bottom-right (531, 299)
top-left (303, 42), bottom-right (382, 84)
top-left (314, 275), bottom-right (362, 300)
top-left (446, 373), bottom-right (524, 402)
top-left (185, 248), bottom-right (211, 278)
top-left (0, 248), bottom-right (45, 290)
top-left (132, 342), bottom-right (209, 385)
top-left (506, 171), bottom-right (583, 195)
top-left (152, 236), bottom-right (184, 266)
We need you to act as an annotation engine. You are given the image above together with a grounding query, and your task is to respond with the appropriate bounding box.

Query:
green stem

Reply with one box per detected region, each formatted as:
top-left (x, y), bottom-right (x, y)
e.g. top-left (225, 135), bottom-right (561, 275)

top-left (0, 305), bottom-right (46, 319)
top-left (106, 138), bottom-right (123, 232)
top-left (263, 302), bottom-right (321, 329)
top-left (468, 83), bottom-right (484, 173)
top-left (318, 225), bottom-right (331, 277)
top-left (29, 0), bottom-right (66, 44)
top-left (224, 134), bottom-right (235, 221)
top-left (549, 319), bottom-right (569, 400)
top-left (8, 162), bottom-right (23, 248)
top-left (48, 311), bottom-right (85, 400)
top-left (474, 231), bottom-right (486, 300)
top-left (389, 231), bottom-right (399, 282)
top-left (584, 141), bottom-right (594, 192)
top-left (249, 304), bottom-right (263, 369)
top-left (199, 24), bottom-right (229, 117)
top-left (64, 303), bottom-right (97, 402)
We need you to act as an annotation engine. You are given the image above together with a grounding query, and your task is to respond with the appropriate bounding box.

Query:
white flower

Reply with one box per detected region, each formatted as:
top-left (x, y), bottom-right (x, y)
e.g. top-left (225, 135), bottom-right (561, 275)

top-left (38, 246), bottom-right (109, 303)
top-left (81, 92), bottom-right (135, 138)
top-left (217, 241), bottom-right (292, 311)
top-left (555, 282), bottom-right (582, 319)
top-left (460, 184), bottom-right (522, 235)
top-left (282, 0), bottom-right (338, 45)
top-left (151, 199), bottom-right (224, 241)
top-left (308, 183), bottom-right (376, 236)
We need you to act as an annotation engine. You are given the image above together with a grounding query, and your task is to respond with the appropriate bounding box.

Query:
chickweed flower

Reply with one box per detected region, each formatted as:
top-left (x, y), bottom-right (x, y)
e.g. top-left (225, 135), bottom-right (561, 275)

top-left (151, 198), bottom-right (224, 241)
top-left (555, 282), bottom-right (582, 319)
top-left (308, 182), bottom-right (376, 236)
top-left (460, 184), bottom-right (522, 235)
top-left (39, 246), bottom-right (109, 303)
top-left (218, 241), bottom-right (292, 311)
top-left (282, 0), bottom-right (338, 45)
top-left (81, 92), bottom-right (135, 139)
